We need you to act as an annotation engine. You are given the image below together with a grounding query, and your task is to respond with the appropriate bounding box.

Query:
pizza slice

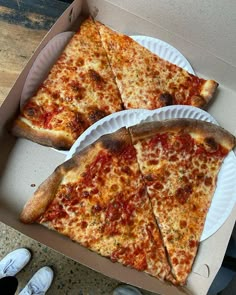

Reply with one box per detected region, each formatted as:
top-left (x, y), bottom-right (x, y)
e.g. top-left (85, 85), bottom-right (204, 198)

top-left (12, 17), bottom-right (123, 150)
top-left (129, 119), bottom-right (235, 285)
top-left (20, 127), bottom-right (171, 281)
top-left (96, 21), bottom-right (218, 110)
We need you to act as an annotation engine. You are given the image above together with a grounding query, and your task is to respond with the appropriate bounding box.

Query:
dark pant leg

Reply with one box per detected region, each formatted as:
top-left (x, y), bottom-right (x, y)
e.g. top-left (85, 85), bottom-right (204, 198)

top-left (0, 276), bottom-right (18, 295)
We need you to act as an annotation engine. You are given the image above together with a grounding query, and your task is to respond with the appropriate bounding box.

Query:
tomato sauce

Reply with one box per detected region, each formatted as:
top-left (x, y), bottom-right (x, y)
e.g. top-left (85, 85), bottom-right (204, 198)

top-left (82, 151), bottom-right (112, 186)
top-left (174, 133), bottom-right (194, 152)
top-left (195, 144), bottom-right (228, 158)
top-left (42, 204), bottom-right (68, 222)
top-left (149, 133), bottom-right (169, 149)
top-left (119, 144), bottom-right (136, 162)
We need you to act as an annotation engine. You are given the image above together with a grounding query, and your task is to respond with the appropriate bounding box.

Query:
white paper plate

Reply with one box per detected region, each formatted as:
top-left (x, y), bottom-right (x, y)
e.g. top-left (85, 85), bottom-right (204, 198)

top-left (66, 105), bottom-right (236, 242)
top-left (131, 35), bottom-right (195, 74)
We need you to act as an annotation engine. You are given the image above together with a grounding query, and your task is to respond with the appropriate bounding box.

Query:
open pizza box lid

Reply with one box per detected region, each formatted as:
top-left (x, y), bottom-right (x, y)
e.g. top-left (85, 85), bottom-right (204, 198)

top-left (0, 0), bottom-right (236, 294)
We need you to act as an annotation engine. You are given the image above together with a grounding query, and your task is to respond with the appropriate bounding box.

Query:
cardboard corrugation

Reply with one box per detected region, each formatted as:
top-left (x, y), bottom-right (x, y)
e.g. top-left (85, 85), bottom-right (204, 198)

top-left (0, 1), bottom-right (236, 294)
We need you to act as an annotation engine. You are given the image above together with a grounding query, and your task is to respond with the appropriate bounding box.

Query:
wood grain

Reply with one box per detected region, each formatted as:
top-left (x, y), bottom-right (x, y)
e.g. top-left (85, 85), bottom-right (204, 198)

top-left (0, 0), bottom-right (69, 105)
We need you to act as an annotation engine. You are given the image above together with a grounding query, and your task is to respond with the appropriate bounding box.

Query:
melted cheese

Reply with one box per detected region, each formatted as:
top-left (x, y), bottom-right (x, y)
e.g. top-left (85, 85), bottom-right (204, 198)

top-left (39, 137), bottom-right (171, 280)
top-left (133, 130), bottom-right (226, 284)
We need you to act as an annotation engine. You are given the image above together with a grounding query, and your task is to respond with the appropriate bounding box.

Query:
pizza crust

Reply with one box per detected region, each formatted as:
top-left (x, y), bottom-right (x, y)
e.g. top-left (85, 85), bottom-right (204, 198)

top-left (12, 118), bottom-right (74, 150)
top-left (129, 118), bottom-right (236, 150)
top-left (200, 80), bottom-right (219, 104)
top-left (20, 166), bottom-right (63, 223)
top-left (20, 146), bottom-right (94, 224)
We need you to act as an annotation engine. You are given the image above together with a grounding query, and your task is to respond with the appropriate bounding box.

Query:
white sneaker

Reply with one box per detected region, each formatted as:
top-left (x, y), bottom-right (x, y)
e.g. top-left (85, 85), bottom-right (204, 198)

top-left (19, 266), bottom-right (54, 295)
top-left (0, 248), bottom-right (31, 279)
top-left (113, 285), bottom-right (143, 295)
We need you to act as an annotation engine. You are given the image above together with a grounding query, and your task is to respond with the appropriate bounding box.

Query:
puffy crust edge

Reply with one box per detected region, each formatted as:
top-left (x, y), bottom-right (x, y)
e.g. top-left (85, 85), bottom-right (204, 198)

top-left (129, 118), bottom-right (236, 150)
top-left (20, 149), bottom-right (93, 224)
top-left (200, 79), bottom-right (219, 104)
top-left (12, 117), bottom-right (74, 150)
top-left (20, 166), bottom-right (63, 224)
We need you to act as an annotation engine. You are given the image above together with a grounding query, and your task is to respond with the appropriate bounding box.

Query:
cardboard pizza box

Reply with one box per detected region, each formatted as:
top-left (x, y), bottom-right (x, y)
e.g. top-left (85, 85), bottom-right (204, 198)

top-left (0, 0), bottom-right (236, 294)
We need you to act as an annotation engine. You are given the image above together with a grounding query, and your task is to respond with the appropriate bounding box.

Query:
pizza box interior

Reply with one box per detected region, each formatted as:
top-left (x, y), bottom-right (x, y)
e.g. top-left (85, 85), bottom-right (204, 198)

top-left (0, 0), bottom-right (236, 294)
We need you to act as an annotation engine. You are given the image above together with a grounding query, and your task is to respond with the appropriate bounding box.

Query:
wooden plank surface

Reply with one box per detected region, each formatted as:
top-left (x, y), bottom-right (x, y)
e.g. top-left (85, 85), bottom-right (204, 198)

top-left (0, 0), bottom-right (70, 105)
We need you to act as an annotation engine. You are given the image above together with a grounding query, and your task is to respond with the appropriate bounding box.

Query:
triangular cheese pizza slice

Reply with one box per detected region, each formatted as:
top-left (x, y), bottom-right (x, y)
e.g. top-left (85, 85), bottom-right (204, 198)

top-left (129, 119), bottom-right (235, 284)
top-left (96, 21), bottom-right (218, 110)
top-left (12, 17), bottom-right (123, 150)
top-left (20, 128), bottom-right (171, 281)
